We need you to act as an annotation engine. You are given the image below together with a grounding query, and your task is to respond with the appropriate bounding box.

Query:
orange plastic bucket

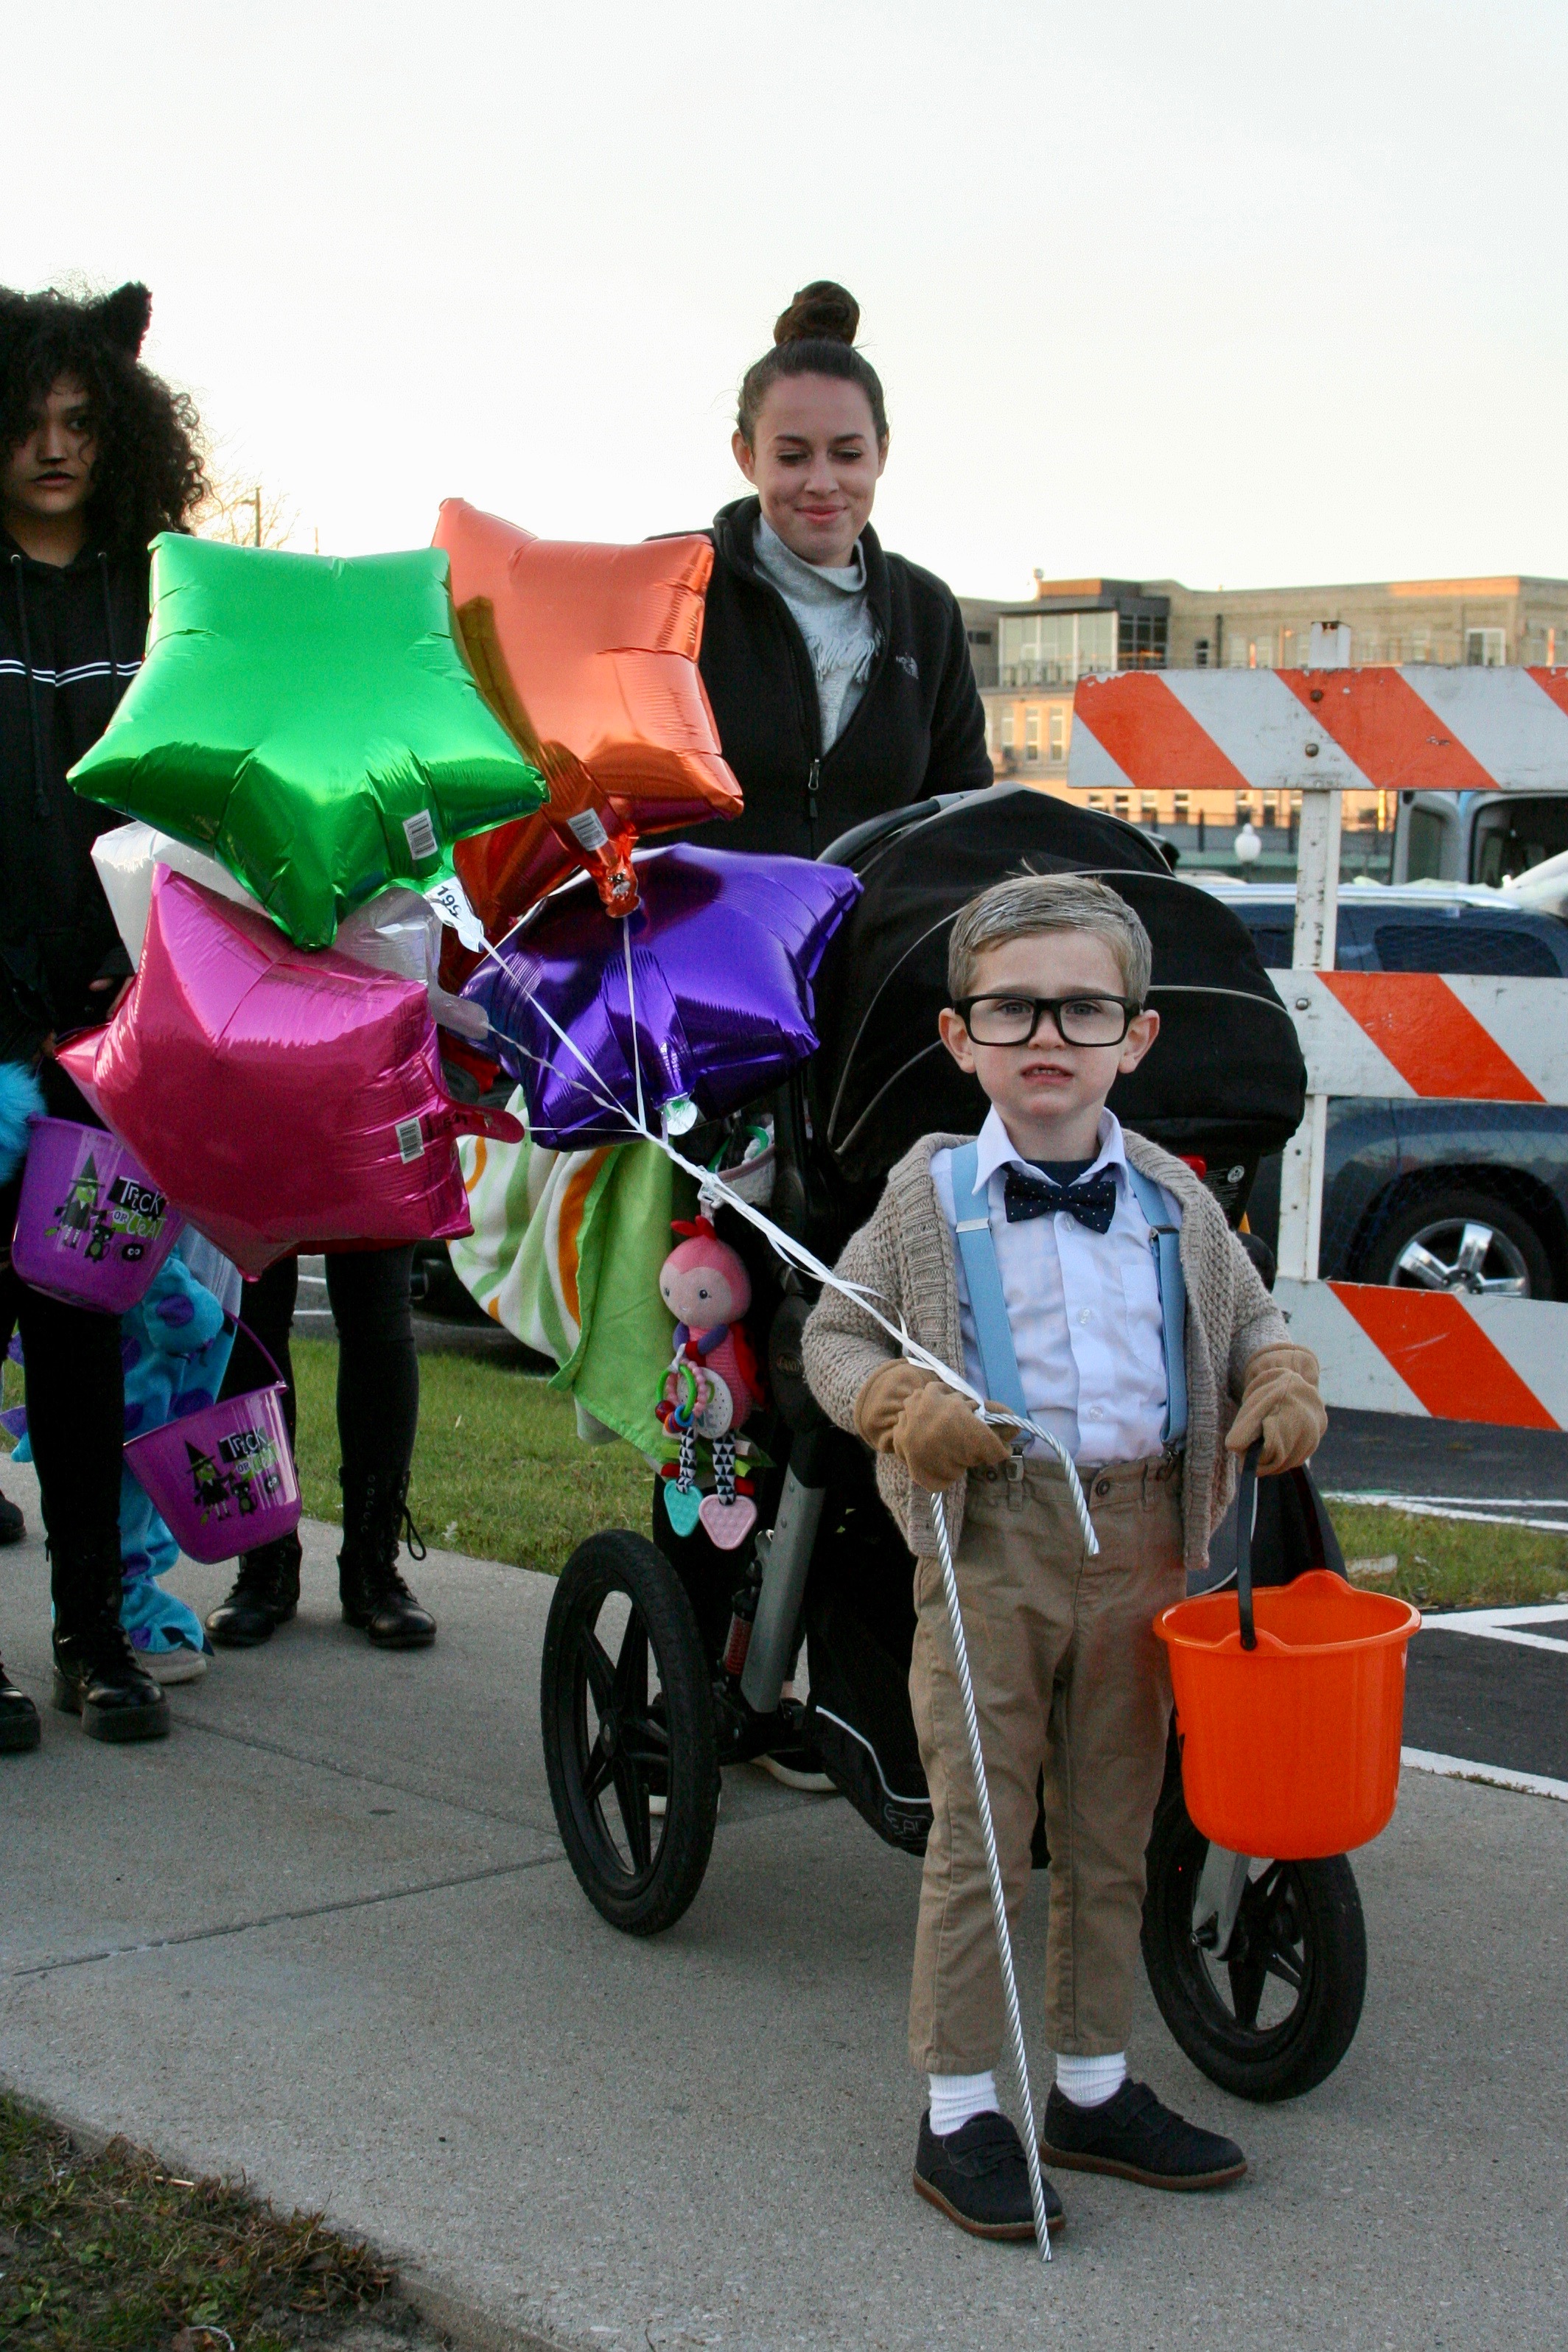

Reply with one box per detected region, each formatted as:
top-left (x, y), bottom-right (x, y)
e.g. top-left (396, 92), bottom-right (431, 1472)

top-left (1155, 1570), bottom-right (1421, 1858)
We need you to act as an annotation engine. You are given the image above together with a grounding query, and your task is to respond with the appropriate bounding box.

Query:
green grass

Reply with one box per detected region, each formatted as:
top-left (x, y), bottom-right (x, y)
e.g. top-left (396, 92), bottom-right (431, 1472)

top-left (1329, 1502), bottom-right (1568, 1611)
top-left (0, 2093), bottom-right (407, 2349)
top-left (292, 1337), bottom-right (652, 1571)
top-left (7, 1344), bottom-right (1568, 1603)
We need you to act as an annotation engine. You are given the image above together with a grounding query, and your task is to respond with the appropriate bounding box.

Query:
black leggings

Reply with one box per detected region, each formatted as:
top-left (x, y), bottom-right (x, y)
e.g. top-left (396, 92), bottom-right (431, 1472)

top-left (0, 1065), bottom-right (126, 1619)
top-left (220, 1246), bottom-right (419, 1500)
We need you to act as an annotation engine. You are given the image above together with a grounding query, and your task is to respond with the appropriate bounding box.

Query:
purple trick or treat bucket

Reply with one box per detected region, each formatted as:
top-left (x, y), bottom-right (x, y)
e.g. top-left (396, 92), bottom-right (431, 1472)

top-left (124, 1377), bottom-right (301, 1565)
top-left (11, 1117), bottom-right (184, 1312)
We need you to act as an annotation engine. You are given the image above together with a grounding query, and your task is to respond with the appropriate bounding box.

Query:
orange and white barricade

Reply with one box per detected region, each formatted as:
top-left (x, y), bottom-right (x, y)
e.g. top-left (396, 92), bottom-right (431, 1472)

top-left (1069, 666), bottom-right (1568, 1432)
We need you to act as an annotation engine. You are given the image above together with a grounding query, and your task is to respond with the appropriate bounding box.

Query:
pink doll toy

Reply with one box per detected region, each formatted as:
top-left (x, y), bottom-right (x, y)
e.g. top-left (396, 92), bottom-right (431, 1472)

top-left (656, 1217), bottom-right (763, 1549)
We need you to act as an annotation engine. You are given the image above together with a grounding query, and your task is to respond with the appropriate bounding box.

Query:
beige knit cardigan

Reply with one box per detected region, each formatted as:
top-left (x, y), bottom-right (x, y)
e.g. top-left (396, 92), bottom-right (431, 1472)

top-left (800, 1130), bottom-right (1290, 1572)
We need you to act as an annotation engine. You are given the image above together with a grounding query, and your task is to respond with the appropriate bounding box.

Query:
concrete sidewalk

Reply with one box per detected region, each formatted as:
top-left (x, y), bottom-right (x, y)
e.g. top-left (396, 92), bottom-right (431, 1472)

top-left (1, 1456), bottom-right (1564, 2352)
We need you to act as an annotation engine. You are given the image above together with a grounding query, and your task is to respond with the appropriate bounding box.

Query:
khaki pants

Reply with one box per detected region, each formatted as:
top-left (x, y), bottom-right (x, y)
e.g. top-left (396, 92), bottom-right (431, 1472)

top-left (908, 1453), bottom-right (1186, 2071)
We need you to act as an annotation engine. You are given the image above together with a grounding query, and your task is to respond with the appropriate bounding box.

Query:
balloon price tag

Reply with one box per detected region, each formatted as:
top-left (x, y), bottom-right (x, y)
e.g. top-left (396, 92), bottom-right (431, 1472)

top-left (425, 875), bottom-right (486, 953)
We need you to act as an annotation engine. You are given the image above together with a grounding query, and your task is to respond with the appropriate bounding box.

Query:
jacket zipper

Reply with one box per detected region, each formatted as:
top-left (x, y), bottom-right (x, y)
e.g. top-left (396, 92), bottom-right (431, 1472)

top-left (805, 755), bottom-right (821, 847)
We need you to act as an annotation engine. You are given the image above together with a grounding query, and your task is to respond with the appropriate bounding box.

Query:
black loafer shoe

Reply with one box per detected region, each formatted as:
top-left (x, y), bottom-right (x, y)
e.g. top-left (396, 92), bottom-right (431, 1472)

top-left (52, 1626), bottom-right (170, 1744)
top-left (0, 1486), bottom-right (25, 1547)
top-left (1, 1660), bottom-right (41, 1753)
top-left (1040, 2079), bottom-right (1245, 2191)
top-left (913, 2110), bottom-right (1065, 2241)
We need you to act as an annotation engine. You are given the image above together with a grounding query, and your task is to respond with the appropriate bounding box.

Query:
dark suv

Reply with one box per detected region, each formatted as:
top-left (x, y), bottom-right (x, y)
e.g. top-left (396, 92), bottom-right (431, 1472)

top-left (1215, 884), bottom-right (1568, 1301)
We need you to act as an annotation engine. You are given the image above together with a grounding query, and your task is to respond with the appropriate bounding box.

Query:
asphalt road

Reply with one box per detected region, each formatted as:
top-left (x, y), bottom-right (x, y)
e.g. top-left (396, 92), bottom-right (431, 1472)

top-left (1316, 1406), bottom-right (1568, 1518)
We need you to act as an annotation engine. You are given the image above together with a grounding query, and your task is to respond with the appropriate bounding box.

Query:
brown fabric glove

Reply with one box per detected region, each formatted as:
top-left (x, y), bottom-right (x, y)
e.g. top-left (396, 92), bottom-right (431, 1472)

top-left (890, 1379), bottom-right (1011, 1492)
top-left (854, 1359), bottom-right (939, 1453)
top-left (1225, 1343), bottom-right (1327, 1476)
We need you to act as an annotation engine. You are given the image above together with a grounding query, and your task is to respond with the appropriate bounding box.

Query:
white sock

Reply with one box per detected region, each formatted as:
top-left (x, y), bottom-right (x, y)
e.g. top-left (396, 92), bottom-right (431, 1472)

top-left (1055, 2051), bottom-right (1127, 2108)
top-left (928, 2070), bottom-right (999, 2137)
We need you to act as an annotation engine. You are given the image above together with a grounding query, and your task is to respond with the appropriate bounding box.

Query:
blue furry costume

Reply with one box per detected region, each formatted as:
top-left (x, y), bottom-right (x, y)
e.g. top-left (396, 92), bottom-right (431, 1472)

top-left (7, 1220), bottom-right (238, 1659)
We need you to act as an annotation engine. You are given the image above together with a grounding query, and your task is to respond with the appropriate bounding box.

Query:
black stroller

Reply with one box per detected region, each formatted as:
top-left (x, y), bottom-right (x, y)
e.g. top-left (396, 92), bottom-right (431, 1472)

top-left (539, 786), bottom-right (1366, 2104)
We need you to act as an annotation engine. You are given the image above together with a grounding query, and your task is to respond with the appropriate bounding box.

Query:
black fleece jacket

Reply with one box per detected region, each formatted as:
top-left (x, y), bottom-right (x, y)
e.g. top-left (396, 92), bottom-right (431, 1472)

top-left (688, 497), bottom-right (991, 859)
top-left (1, 532), bottom-right (145, 1060)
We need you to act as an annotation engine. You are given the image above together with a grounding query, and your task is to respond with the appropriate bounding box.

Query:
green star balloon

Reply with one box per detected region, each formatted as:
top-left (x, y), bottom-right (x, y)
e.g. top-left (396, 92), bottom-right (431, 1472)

top-left (71, 535), bottom-right (547, 948)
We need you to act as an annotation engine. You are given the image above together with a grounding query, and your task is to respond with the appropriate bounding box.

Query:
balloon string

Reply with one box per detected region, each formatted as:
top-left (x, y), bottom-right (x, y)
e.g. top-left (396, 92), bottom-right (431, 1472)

top-left (465, 928), bottom-right (1099, 1553)
top-left (620, 916), bottom-right (646, 1135)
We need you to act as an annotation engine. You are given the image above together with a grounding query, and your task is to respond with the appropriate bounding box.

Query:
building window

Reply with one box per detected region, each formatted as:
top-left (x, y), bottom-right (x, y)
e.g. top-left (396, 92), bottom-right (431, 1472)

top-left (1141, 796), bottom-right (1158, 826)
top-left (1001, 709), bottom-right (1015, 750)
top-left (1048, 707), bottom-right (1066, 763)
top-left (1025, 708), bottom-right (1041, 763)
top-left (1408, 629), bottom-right (1432, 662)
top-left (1115, 612), bottom-right (1169, 671)
top-left (1114, 793), bottom-right (1130, 819)
top-left (1234, 793), bottom-right (1253, 826)
top-left (1173, 793), bottom-right (1190, 825)
top-left (1194, 638), bottom-right (1211, 668)
top-left (1228, 634), bottom-right (1248, 667)
top-left (1087, 794), bottom-right (1106, 810)
top-left (1466, 628), bottom-right (1506, 667)
top-left (999, 609), bottom-right (1117, 688)
top-left (967, 629), bottom-right (993, 646)
top-left (1263, 797), bottom-right (1279, 830)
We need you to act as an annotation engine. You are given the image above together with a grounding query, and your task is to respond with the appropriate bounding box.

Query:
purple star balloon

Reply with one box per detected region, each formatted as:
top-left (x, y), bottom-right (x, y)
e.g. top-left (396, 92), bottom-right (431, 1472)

top-left (463, 844), bottom-right (861, 1149)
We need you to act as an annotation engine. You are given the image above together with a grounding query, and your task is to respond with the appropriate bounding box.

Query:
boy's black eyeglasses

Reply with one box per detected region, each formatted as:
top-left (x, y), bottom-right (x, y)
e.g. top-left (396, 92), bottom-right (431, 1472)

top-left (953, 993), bottom-right (1139, 1048)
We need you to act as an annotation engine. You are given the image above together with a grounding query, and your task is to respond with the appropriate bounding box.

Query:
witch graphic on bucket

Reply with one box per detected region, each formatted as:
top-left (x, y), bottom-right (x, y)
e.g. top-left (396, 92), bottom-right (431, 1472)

top-left (184, 1439), bottom-right (232, 1521)
top-left (52, 1155), bottom-right (102, 1250)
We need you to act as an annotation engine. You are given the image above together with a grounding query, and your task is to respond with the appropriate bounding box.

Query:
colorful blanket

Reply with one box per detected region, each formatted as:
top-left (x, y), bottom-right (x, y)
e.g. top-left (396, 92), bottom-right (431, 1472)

top-left (450, 1091), bottom-right (693, 1458)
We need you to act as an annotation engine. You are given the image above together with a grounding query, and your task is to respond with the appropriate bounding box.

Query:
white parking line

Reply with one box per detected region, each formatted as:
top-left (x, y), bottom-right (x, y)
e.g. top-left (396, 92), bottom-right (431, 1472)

top-left (1417, 1604), bottom-right (1568, 1655)
top-left (1402, 1748), bottom-right (1568, 1802)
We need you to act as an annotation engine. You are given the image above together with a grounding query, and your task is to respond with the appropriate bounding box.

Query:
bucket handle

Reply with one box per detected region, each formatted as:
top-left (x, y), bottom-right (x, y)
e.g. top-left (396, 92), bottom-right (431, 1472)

top-left (225, 1313), bottom-right (290, 1396)
top-left (1232, 1439), bottom-right (1263, 1652)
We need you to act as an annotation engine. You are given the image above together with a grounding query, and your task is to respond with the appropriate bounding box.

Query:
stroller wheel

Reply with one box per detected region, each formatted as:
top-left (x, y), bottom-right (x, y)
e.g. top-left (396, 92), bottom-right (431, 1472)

top-left (542, 1530), bottom-right (718, 1936)
top-left (1140, 1782), bottom-right (1367, 2102)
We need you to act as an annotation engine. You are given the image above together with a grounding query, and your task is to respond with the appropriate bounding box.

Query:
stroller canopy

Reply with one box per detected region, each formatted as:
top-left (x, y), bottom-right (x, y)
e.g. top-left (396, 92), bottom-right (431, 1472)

top-left (813, 786), bottom-right (1306, 1188)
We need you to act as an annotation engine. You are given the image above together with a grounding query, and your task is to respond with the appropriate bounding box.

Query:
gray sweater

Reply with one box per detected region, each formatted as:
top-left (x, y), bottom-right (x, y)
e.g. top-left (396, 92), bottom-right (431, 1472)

top-left (801, 1129), bottom-right (1289, 1570)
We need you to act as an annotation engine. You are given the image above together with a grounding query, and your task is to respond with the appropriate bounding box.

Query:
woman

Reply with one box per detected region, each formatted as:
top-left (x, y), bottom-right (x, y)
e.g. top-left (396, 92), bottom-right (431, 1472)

top-left (686, 284), bottom-right (993, 1787)
top-left (693, 280), bottom-right (992, 859)
top-left (0, 280), bottom-right (206, 1749)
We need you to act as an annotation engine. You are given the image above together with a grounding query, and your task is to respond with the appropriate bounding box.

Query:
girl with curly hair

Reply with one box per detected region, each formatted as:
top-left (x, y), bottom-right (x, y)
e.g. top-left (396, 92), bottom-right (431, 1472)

top-left (1, 279), bottom-right (208, 1753)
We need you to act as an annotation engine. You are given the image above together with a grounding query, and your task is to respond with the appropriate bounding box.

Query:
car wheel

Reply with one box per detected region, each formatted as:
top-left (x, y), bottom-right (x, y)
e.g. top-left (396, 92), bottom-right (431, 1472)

top-left (1359, 1188), bottom-right (1553, 1299)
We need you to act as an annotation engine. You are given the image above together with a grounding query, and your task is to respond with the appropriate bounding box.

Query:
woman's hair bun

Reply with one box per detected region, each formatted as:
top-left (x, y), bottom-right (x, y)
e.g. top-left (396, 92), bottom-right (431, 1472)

top-left (774, 280), bottom-right (860, 348)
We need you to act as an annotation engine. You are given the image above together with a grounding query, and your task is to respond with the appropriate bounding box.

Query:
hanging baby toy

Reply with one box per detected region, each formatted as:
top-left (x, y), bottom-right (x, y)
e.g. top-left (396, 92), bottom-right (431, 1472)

top-left (655, 1217), bottom-right (762, 1550)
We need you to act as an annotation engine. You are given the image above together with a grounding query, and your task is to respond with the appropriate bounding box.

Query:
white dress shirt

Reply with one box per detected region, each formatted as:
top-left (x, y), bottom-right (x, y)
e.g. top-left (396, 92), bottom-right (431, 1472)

top-left (931, 1106), bottom-right (1179, 1466)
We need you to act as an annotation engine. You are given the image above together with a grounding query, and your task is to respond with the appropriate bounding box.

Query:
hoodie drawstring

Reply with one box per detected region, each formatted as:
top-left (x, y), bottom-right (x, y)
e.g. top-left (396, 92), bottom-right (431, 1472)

top-left (9, 552), bottom-right (50, 819)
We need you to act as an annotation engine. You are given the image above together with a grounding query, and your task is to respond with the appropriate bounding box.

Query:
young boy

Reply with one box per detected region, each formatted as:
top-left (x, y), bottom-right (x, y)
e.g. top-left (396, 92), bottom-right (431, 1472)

top-left (801, 872), bottom-right (1326, 2241)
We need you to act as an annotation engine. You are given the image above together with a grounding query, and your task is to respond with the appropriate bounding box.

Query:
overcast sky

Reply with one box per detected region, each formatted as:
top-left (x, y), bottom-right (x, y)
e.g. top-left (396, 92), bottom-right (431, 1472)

top-left (10, 1), bottom-right (1567, 599)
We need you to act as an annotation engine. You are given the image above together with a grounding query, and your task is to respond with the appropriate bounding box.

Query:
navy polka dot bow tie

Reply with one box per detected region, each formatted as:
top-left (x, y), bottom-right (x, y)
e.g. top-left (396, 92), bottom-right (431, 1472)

top-left (1003, 1168), bottom-right (1119, 1234)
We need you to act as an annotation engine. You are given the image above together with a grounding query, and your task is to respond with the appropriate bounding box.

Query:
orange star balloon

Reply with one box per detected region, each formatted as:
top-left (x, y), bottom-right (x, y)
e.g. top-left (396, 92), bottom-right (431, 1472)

top-left (431, 501), bottom-right (742, 942)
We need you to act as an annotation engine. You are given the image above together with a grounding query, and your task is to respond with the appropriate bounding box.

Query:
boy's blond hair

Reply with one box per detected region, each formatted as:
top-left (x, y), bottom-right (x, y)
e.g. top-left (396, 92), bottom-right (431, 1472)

top-left (947, 872), bottom-right (1153, 1005)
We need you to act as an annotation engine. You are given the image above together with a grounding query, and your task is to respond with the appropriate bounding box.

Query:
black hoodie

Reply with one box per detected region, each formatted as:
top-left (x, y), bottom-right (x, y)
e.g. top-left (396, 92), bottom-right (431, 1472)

top-left (689, 496), bottom-right (991, 859)
top-left (1, 531), bottom-right (144, 1060)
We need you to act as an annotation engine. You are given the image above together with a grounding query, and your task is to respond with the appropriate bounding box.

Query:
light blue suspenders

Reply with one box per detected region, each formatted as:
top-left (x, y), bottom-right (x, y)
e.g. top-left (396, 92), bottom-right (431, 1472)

top-left (948, 1143), bottom-right (1189, 1450)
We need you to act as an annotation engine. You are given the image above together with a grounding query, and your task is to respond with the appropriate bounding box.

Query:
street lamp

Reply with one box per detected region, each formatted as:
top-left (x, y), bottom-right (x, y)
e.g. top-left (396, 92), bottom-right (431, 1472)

top-left (1234, 821), bottom-right (1262, 867)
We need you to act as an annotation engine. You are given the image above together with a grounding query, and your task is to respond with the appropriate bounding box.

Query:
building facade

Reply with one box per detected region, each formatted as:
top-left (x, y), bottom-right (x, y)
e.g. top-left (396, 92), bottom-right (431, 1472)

top-left (959, 573), bottom-right (1568, 875)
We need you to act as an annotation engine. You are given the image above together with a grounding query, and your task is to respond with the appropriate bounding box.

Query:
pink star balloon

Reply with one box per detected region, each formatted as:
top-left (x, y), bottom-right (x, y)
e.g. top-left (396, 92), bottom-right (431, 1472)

top-left (60, 868), bottom-right (520, 1275)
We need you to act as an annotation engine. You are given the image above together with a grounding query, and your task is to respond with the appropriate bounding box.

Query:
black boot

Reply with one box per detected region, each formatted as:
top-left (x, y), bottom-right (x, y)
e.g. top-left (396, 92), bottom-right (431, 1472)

top-left (338, 1468), bottom-right (435, 1648)
top-left (206, 1533), bottom-right (303, 1648)
top-left (52, 1610), bottom-right (169, 1743)
top-left (0, 1485), bottom-right (24, 1547)
top-left (1, 1657), bottom-right (41, 1753)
